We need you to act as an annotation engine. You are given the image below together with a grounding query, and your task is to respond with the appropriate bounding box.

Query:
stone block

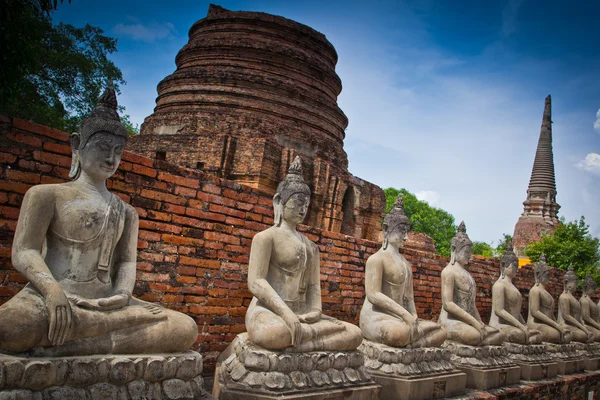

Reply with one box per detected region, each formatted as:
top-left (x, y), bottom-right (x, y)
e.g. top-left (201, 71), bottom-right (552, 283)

top-left (370, 371), bottom-right (466, 400)
top-left (585, 357), bottom-right (600, 371)
top-left (460, 365), bottom-right (521, 390)
top-left (518, 362), bottom-right (558, 380)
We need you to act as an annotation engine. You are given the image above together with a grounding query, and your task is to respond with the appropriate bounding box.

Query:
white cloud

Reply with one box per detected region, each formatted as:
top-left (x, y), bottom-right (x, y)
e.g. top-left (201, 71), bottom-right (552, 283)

top-left (113, 21), bottom-right (176, 43)
top-left (594, 109), bottom-right (600, 134)
top-left (575, 153), bottom-right (600, 175)
top-left (416, 190), bottom-right (440, 206)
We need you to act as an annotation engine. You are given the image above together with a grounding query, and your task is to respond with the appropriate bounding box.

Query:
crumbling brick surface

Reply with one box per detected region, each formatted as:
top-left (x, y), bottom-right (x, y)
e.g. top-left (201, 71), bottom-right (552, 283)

top-left (0, 116), bottom-right (575, 375)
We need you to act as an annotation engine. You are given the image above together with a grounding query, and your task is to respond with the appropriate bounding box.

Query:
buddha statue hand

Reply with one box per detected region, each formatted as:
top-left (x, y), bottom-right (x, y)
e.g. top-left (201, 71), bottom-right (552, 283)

top-left (298, 308), bottom-right (321, 324)
top-left (282, 308), bottom-right (303, 346)
top-left (45, 285), bottom-right (73, 346)
top-left (67, 292), bottom-right (129, 311)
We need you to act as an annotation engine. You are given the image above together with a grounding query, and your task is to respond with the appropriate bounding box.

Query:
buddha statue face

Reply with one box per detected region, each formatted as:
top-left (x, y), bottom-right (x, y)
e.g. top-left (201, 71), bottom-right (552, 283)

top-left (450, 221), bottom-right (472, 266)
top-left (500, 240), bottom-right (518, 279)
top-left (384, 223), bottom-right (409, 249)
top-left (74, 131), bottom-right (126, 181)
top-left (503, 261), bottom-right (517, 279)
top-left (282, 193), bottom-right (309, 225)
top-left (583, 273), bottom-right (597, 296)
top-left (564, 266), bottom-right (577, 293)
top-left (454, 243), bottom-right (473, 266)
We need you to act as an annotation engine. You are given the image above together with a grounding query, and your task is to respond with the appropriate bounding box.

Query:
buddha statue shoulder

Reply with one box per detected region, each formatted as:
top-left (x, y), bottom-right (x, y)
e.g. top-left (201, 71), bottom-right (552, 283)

top-left (489, 241), bottom-right (542, 344)
top-left (579, 272), bottom-right (600, 342)
top-left (0, 86), bottom-right (198, 356)
top-left (439, 221), bottom-right (505, 346)
top-left (245, 157), bottom-right (362, 352)
top-left (558, 266), bottom-right (593, 343)
top-left (527, 254), bottom-right (572, 344)
top-left (360, 196), bottom-right (446, 348)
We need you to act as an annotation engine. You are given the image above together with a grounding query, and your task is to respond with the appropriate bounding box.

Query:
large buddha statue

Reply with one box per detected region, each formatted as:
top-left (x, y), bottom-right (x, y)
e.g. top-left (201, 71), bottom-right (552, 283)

top-left (245, 156), bottom-right (362, 352)
top-left (439, 222), bottom-right (505, 346)
top-left (580, 273), bottom-right (600, 342)
top-left (360, 196), bottom-right (446, 348)
top-left (527, 254), bottom-right (572, 344)
top-left (558, 266), bottom-right (593, 343)
top-left (0, 86), bottom-right (198, 356)
top-left (490, 241), bottom-right (542, 344)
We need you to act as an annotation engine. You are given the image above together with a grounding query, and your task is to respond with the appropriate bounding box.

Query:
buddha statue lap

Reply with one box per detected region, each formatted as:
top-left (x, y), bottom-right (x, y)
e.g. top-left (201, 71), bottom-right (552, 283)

top-left (439, 222), bottom-right (505, 346)
top-left (558, 266), bottom-right (593, 343)
top-left (0, 87), bottom-right (198, 357)
top-left (360, 196), bottom-right (446, 349)
top-left (490, 241), bottom-right (542, 344)
top-left (580, 273), bottom-right (600, 342)
top-left (527, 254), bottom-right (572, 344)
top-left (245, 156), bottom-right (362, 352)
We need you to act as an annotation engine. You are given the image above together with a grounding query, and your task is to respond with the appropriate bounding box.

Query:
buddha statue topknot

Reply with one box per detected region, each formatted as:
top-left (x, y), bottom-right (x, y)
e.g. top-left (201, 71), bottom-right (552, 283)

top-left (439, 221), bottom-right (505, 346)
top-left (0, 85), bottom-right (198, 356)
top-left (360, 196), bottom-right (446, 348)
top-left (490, 241), bottom-right (542, 344)
top-left (245, 156), bottom-right (363, 351)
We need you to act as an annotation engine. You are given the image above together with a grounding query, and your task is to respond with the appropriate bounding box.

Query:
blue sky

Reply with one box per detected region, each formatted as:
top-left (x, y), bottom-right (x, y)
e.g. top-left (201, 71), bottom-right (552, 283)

top-left (54, 0), bottom-right (600, 245)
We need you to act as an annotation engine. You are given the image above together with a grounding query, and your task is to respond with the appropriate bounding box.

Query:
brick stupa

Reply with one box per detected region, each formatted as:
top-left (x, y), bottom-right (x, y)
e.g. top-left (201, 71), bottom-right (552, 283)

top-left (129, 4), bottom-right (385, 241)
top-left (512, 95), bottom-right (560, 256)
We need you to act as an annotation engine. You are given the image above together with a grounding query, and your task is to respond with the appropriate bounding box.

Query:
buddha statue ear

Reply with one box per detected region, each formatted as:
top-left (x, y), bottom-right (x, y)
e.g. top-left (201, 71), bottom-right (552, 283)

top-left (273, 193), bottom-right (283, 227)
top-left (382, 223), bottom-right (389, 250)
top-left (69, 133), bottom-right (82, 179)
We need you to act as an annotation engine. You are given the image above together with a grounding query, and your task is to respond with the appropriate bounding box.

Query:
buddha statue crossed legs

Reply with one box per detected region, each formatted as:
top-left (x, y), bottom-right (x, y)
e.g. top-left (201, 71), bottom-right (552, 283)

top-left (245, 157), bottom-right (362, 352)
top-left (490, 241), bottom-right (542, 344)
top-left (360, 196), bottom-right (446, 348)
top-left (580, 273), bottom-right (600, 342)
top-left (439, 222), bottom-right (505, 346)
top-left (0, 86), bottom-right (197, 356)
top-left (558, 266), bottom-right (593, 343)
top-left (527, 254), bottom-right (572, 344)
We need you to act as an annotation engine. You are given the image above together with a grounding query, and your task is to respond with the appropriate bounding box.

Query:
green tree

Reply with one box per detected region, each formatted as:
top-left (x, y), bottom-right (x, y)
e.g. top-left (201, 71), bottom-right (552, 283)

top-left (525, 216), bottom-right (600, 284)
top-left (384, 188), bottom-right (457, 257)
top-left (1, 0), bottom-right (126, 132)
top-left (472, 241), bottom-right (494, 258)
top-left (494, 233), bottom-right (513, 257)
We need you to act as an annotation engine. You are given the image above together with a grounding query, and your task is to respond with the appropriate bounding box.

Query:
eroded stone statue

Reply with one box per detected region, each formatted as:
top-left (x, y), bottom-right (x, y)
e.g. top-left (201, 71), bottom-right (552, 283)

top-left (0, 86), bottom-right (198, 356)
top-left (527, 254), bottom-right (572, 344)
top-left (580, 273), bottom-right (600, 341)
top-left (490, 241), bottom-right (542, 344)
top-left (360, 196), bottom-right (446, 348)
top-left (245, 156), bottom-right (362, 352)
top-left (558, 266), bottom-right (594, 343)
top-left (439, 222), bottom-right (505, 346)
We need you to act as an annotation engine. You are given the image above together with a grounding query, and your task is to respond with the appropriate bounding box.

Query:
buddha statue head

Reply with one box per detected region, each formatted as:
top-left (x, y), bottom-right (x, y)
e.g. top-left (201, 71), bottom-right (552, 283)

top-left (273, 156), bottom-right (311, 226)
top-left (450, 221), bottom-right (472, 265)
top-left (583, 272), bottom-right (597, 297)
top-left (69, 83), bottom-right (128, 180)
top-left (534, 253), bottom-right (551, 285)
top-left (500, 240), bottom-right (518, 279)
top-left (563, 265), bottom-right (578, 293)
top-left (382, 195), bottom-right (410, 250)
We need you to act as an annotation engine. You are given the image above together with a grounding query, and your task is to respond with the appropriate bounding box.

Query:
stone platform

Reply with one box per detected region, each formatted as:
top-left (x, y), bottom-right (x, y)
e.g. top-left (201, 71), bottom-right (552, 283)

top-left (359, 340), bottom-right (466, 400)
top-left (0, 351), bottom-right (210, 399)
top-left (546, 343), bottom-right (586, 375)
top-left (584, 343), bottom-right (600, 371)
top-left (442, 341), bottom-right (520, 390)
top-left (503, 343), bottom-right (558, 380)
top-left (212, 333), bottom-right (379, 400)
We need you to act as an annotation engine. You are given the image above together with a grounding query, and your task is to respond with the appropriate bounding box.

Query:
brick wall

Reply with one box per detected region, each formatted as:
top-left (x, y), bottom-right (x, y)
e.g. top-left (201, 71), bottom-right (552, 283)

top-left (0, 116), bottom-right (574, 374)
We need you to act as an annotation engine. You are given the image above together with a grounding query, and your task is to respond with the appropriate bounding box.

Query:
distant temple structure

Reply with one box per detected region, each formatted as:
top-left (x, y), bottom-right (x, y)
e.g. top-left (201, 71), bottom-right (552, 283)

top-left (512, 95), bottom-right (560, 256)
top-left (128, 5), bottom-right (385, 241)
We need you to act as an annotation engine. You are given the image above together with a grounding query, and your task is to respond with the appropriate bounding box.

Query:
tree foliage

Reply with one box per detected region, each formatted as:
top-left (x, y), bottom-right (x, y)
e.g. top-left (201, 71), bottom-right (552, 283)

top-left (525, 216), bottom-right (600, 284)
top-left (494, 233), bottom-right (513, 257)
top-left (0, 0), bottom-right (126, 132)
top-left (384, 188), bottom-right (457, 257)
top-left (472, 241), bottom-right (494, 258)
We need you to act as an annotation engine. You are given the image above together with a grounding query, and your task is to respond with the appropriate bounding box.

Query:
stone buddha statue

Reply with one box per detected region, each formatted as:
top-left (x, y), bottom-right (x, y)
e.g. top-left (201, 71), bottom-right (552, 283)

top-left (527, 254), bottom-right (572, 344)
top-left (580, 273), bottom-right (600, 342)
top-left (490, 241), bottom-right (542, 344)
top-left (0, 86), bottom-right (198, 356)
top-left (245, 156), bottom-right (362, 352)
top-left (558, 266), bottom-right (593, 343)
top-left (439, 222), bottom-right (505, 346)
top-left (360, 196), bottom-right (446, 348)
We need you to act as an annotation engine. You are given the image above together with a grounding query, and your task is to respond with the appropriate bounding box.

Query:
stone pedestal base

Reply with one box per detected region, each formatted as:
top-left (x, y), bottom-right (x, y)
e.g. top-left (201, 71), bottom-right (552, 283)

top-left (546, 343), bottom-right (585, 375)
top-left (0, 351), bottom-right (210, 400)
top-left (584, 357), bottom-right (600, 371)
top-left (359, 340), bottom-right (466, 400)
top-left (213, 334), bottom-right (379, 400)
top-left (557, 359), bottom-right (584, 375)
top-left (519, 362), bottom-right (558, 380)
top-left (460, 365), bottom-right (521, 390)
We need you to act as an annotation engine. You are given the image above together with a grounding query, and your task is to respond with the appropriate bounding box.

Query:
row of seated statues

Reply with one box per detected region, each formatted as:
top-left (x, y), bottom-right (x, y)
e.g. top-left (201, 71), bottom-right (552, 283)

top-left (0, 87), bottom-right (599, 398)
